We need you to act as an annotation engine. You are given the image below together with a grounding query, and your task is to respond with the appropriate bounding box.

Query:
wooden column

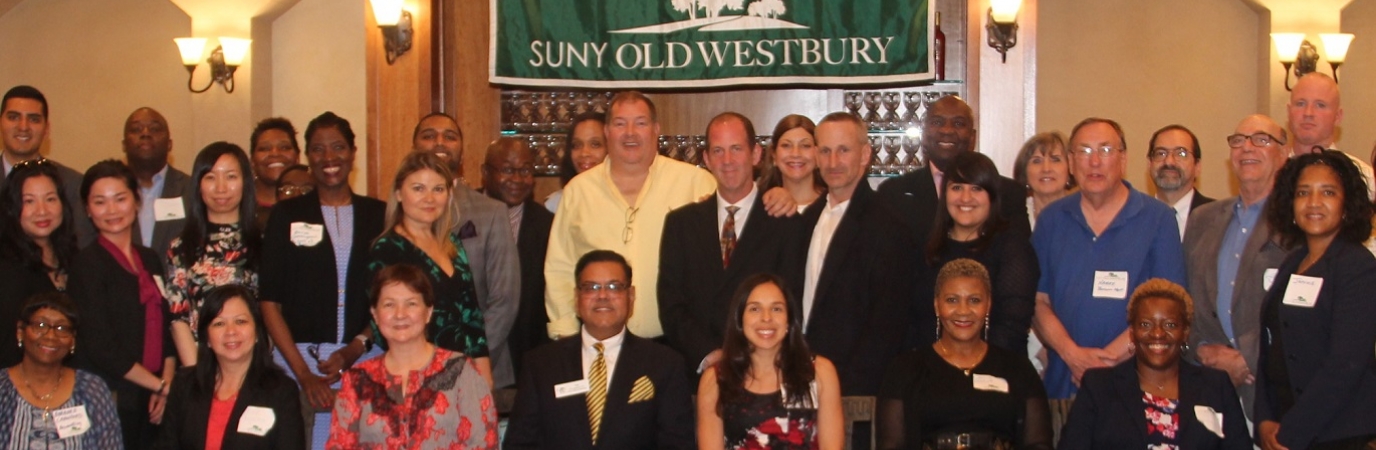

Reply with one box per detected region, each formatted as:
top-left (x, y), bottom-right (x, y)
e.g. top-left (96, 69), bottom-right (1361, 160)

top-left (446, 0), bottom-right (503, 187)
top-left (365, 0), bottom-right (434, 197)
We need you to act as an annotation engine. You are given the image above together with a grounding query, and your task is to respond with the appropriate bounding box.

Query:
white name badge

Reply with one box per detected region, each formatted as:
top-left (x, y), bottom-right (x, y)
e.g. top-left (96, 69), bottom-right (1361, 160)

top-left (289, 222), bottom-right (325, 247)
top-left (972, 374), bottom-right (1009, 393)
top-left (1092, 271), bottom-right (1130, 299)
top-left (52, 405), bottom-right (91, 439)
top-left (1282, 274), bottom-right (1323, 308)
top-left (1263, 268), bottom-right (1279, 291)
top-left (555, 379), bottom-right (591, 398)
top-left (1194, 405), bottom-right (1225, 438)
top-left (153, 197), bottom-right (186, 221)
top-left (237, 406), bottom-right (277, 436)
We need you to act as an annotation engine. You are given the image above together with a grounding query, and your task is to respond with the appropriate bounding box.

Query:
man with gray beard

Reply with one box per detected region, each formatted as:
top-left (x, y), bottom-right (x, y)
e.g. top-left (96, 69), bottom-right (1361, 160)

top-left (1146, 124), bottom-right (1213, 239)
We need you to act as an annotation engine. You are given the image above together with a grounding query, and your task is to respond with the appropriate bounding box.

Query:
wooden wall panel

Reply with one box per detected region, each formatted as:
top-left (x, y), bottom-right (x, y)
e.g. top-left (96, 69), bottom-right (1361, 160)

top-left (366, 0), bottom-right (434, 197)
top-left (447, 0), bottom-right (502, 188)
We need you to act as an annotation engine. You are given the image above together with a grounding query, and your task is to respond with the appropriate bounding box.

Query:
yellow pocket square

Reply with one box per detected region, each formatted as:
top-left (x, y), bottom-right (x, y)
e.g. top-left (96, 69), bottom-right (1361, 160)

top-left (628, 375), bottom-right (655, 403)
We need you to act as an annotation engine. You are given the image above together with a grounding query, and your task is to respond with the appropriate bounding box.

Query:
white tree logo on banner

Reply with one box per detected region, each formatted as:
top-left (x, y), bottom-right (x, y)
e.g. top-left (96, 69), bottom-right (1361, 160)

top-left (613, 0), bottom-right (806, 34)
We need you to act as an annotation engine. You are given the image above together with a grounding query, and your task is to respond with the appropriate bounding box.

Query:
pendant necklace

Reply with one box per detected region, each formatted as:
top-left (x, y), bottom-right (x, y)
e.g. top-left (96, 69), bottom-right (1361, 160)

top-left (937, 340), bottom-right (982, 377)
top-left (21, 366), bottom-right (63, 421)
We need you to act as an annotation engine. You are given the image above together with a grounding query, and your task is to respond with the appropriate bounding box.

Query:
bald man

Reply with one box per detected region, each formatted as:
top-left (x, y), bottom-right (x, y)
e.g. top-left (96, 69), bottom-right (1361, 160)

top-left (1287, 72), bottom-right (1374, 200)
top-left (480, 138), bottom-right (553, 379)
top-left (122, 107), bottom-right (192, 257)
top-left (1183, 114), bottom-right (1292, 421)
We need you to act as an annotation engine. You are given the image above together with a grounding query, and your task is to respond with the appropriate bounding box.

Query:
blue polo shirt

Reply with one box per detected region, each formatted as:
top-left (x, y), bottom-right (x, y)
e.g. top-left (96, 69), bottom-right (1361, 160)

top-left (1033, 181), bottom-right (1187, 399)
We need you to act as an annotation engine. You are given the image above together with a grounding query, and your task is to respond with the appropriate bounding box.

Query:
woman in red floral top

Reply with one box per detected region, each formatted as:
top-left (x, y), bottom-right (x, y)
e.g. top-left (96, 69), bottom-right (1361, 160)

top-left (328, 263), bottom-right (497, 449)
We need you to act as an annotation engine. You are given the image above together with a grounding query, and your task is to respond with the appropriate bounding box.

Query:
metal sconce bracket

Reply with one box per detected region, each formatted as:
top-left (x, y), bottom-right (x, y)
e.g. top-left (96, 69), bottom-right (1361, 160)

top-left (986, 8), bottom-right (1018, 63)
top-left (185, 46), bottom-right (238, 94)
top-left (382, 10), bottom-right (414, 65)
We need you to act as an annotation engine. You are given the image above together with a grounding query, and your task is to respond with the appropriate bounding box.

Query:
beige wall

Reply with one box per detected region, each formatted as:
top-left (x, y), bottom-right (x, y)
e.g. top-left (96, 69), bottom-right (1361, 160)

top-left (272, 0), bottom-right (368, 192)
top-left (0, 0), bottom-right (195, 172)
top-left (1038, 0), bottom-right (1260, 199)
top-left (1340, 1), bottom-right (1376, 162)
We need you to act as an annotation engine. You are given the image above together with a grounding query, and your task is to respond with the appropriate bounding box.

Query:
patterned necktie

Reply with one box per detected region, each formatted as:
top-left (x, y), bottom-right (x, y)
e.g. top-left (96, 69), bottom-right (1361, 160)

top-left (721, 205), bottom-right (740, 268)
top-left (587, 342), bottom-right (607, 444)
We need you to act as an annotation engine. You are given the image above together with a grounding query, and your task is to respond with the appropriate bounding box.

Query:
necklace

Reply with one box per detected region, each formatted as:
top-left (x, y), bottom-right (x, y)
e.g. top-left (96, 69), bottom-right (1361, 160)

top-left (936, 340), bottom-right (984, 377)
top-left (1137, 369), bottom-right (1168, 393)
top-left (20, 365), bottom-right (63, 421)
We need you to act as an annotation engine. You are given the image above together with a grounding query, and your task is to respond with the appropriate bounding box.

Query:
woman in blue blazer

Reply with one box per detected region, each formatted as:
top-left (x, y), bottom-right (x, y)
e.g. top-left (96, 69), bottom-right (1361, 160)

top-left (1059, 279), bottom-right (1251, 450)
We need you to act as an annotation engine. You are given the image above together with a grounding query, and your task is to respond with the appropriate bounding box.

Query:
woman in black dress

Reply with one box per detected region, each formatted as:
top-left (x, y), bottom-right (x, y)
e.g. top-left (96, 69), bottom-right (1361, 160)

top-left (879, 259), bottom-right (1052, 450)
top-left (0, 159), bottom-right (78, 367)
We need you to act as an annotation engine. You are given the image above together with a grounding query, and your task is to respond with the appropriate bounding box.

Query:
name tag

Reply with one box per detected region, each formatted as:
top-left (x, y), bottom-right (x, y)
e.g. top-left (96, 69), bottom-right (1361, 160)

top-left (555, 379), bottom-right (590, 398)
top-left (237, 406), bottom-right (276, 436)
top-left (153, 197), bottom-right (186, 221)
top-left (290, 222), bottom-right (324, 247)
top-left (1263, 268), bottom-right (1279, 291)
top-left (1092, 271), bottom-right (1129, 299)
top-left (972, 374), bottom-right (1009, 393)
top-left (1282, 274), bottom-right (1322, 308)
top-left (52, 405), bottom-right (91, 439)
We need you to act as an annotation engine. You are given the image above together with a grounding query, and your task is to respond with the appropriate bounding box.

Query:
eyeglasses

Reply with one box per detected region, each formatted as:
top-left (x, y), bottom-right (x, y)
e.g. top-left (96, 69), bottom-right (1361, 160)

top-left (1073, 145), bottom-right (1123, 159)
top-left (1149, 147), bottom-right (1192, 162)
top-left (622, 207), bottom-right (639, 244)
top-left (577, 282), bottom-right (630, 296)
top-left (1226, 133), bottom-right (1285, 148)
top-left (277, 184), bottom-right (315, 197)
top-left (494, 166), bottom-right (534, 177)
top-left (25, 321), bottom-right (74, 338)
top-left (306, 344), bottom-right (323, 365)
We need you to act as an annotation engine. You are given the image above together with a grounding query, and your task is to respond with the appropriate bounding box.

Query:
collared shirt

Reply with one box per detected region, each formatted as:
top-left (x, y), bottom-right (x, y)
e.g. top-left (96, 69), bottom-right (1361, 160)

top-left (1166, 189), bottom-right (1196, 241)
top-left (581, 326), bottom-right (627, 384)
top-left (930, 164), bottom-right (945, 197)
top-left (1214, 197), bottom-right (1265, 343)
top-left (803, 197), bottom-right (851, 328)
top-left (716, 183), bottom-right (759, 239)
top-left (1033, 181), bottom-right (1186, 398)
top-left (544, 155), bottom-right (717, 339)
top-left (137, 165), bottom-right (170, 246)
top-left (322, 204), bottom-right (355, 343)
top-left (508, 203), bottom-right (524, 241)
top-left (1, 156), bottom-right (12, 177)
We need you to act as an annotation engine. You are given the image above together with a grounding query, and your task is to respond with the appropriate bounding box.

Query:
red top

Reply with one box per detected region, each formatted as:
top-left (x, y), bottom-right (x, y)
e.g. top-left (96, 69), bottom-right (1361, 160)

top-left (205, 393), bottom-right (238, 450)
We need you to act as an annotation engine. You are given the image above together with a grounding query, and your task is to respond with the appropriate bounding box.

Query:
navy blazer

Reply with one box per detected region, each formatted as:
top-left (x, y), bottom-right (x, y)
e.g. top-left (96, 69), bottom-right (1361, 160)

top-left (1059, 361), bottom-right (1251, 450)
top-left (1255, 239), bottom-right (1376, 448)
top-left (154, 366), bottom-right (306, 449)
top-left (504, 332), bottom-right (695, 450)
top-left (510, 199), bottom-right (554, 380)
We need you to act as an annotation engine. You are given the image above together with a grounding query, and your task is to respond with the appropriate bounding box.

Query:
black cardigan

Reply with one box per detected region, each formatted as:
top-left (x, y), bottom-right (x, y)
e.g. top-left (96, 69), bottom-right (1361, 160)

top-left (68, 242), bottom-right (174, 383)
top-left (154, 365), bottom-right (306, 449)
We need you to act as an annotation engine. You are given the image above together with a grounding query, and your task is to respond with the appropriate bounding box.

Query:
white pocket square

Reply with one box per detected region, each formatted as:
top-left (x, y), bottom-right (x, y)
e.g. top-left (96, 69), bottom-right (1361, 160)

top-left (1194, 405), bottom-right (1224, 438)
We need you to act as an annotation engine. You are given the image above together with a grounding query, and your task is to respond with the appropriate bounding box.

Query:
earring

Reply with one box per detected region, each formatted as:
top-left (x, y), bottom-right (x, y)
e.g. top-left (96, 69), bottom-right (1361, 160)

top-left (69, 344), bottom-right (75, 355)
top-left (934, 315), bottom-right (942, 341)
top-left (983, 316), bottom-right (990, 341)
top-left (16, 339), bottom-right (21, 348)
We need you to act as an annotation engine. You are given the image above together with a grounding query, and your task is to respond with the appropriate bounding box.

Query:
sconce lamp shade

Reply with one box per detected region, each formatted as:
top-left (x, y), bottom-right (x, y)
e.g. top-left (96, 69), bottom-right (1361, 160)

top-left (1271, 33), bottom-right (1306, 63)
top-left (990, 0), bottom-right (1021, 24)
top-left (1320, 33), bottom-right (1355, 63)
top-left (218, 38), bottom-right (252, 66)
top-left (174, 38), bottom-right (208, 66)
top-left (371, 0), bottom-right (405, 26)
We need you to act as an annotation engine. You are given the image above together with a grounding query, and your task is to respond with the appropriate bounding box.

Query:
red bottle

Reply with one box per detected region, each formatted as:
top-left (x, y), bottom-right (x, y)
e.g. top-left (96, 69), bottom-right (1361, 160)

top-left (934, 12), bottom-right (946, 81)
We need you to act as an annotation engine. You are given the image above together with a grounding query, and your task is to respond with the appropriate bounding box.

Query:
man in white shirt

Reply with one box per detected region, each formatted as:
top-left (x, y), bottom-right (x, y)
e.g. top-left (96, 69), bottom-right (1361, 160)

top-left (1146, 124), bottom-right (1213, 239)
top-left (1286, 72), bottom-right (1375, 200)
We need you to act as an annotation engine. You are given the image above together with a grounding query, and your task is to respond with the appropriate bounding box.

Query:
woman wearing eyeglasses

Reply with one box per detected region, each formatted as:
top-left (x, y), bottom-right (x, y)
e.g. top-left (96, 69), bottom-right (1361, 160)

top-left (0, 159), bottom-right (79, 368)
top-left (0, 293), bottom-right (122, 448)
top-left (365, 151), bottom-right (492, 386)
top-left (259, 112), bottom-right (386, 447)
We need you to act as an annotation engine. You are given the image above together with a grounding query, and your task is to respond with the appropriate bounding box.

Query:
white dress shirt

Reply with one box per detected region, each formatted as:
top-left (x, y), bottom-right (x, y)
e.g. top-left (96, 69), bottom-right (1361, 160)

top-left (802, 198), bottom-right (850, 328)
top-left (716, 184), bottom-right (758, 240)
top-left (1168, 189), bottom-right (1196, 241)
top-left (581, 326), bottom-right (627, 385)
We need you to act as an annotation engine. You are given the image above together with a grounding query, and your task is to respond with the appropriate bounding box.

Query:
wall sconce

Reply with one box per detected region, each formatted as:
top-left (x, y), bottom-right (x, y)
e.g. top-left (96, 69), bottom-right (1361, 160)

top-left (986, 0), bottom-right (1021, 63)
top-left (1271, 32), bottom-right (1354, 90)
top-left (174, 37), bottom-right (251, 94)
top-left (371, 0), bottom-right (413, 64)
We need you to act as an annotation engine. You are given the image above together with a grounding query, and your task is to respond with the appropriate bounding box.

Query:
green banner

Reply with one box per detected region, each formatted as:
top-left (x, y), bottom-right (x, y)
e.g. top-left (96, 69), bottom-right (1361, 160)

top-left (490, 0), bottom-right (932, 88)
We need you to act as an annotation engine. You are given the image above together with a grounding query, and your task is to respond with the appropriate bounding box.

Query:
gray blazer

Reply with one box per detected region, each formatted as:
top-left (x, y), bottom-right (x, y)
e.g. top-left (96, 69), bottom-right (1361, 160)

top-left (1182, 196), bottom-right (1289, 419)
top-left (449, 182), bottom-right (520, 388)
top-left (132, 166), bottom-right (192, 260)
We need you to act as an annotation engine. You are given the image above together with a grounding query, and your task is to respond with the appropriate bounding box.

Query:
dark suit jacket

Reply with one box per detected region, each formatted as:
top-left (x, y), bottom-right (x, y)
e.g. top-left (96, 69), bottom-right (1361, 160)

top-left (658, 191), bottom-right (798, 373)
top-left (511, 199), bottom-right (554, 380)
top-left (259, 191), bottom-right (386, 344)
top-left (54, 160), bottom-right (96, 247)
top-left (504, 332), bottom-right (695, 450)
top-left (1255, 240), bottom-right (1376, 448)
top-left (69, 242), bottom-right (174, 384)
top-left (0, 257), bottom-right (58, 367)
top-left (1182, 196), bottom-right (1287, 419)
top-left (1189, 190), bottom-right (1215, 212)
top-left (793, 182), bottom-right (918, 396)
top-left (154, 366), bottom-right (306, 450)
top-left (132, 166), bottom-right (192, 260)
top-left (1059, 361), bottom-right (1252, 450)
top-left (876, 166), bottom-right (1030, 244)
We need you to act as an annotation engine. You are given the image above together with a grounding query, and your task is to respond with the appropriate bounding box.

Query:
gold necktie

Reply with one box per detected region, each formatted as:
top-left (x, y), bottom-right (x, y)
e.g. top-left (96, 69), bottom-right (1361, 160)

top-left (587, 342), bottom-right (607, 444)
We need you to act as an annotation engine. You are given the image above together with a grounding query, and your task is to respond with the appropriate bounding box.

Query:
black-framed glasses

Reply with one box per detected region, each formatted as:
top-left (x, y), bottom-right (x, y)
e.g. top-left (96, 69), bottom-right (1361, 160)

top-left (577, 282), bottom-right (630, 296)
top-left (1226, 133), bottom-right (1285, 148)
top-left (1149, 147), bottom-right (1192, 162)
top-left (1073, 145), bottom-right (1122, 159)
top-left (24, 321), bottom-right (74, 338)
top-left (622, 207), bottom-right (639, 244)
top-left (495, 166), bottom-right (535, 177)
top-left (277, 184), bottom-right (315, 197)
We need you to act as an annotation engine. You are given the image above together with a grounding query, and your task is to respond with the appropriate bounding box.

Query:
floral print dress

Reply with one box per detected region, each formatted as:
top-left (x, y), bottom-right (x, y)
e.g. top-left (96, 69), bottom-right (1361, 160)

top-left (1143, 392), bottom-right (1180, 450)
top-left (327, 348), bottom-right (498, 449)
top-left (165, 223), bottom-right (257, 337)
top-left (367, 230), bottom-right (488, 358)
top-left (722, 389), bottom-right (819, 449)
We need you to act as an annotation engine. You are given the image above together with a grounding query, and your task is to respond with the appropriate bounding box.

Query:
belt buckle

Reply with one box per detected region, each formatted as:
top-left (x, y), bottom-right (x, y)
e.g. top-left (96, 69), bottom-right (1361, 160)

top-left (956, 433), bottom-right (971, 449)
